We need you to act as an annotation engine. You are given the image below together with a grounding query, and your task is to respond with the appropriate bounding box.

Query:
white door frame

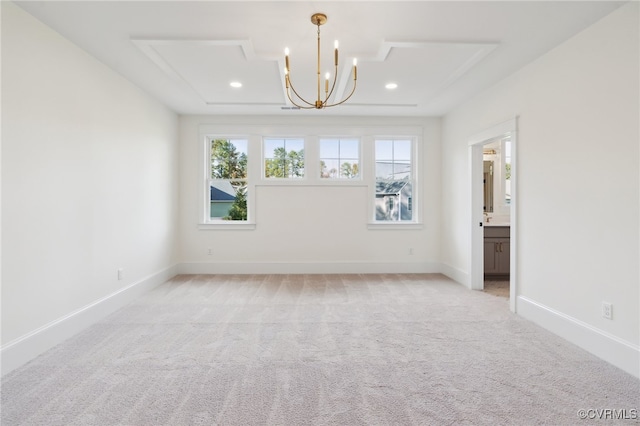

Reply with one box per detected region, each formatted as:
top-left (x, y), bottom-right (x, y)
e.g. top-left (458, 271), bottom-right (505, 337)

top-left (468, 118), bottom-right (517, 312)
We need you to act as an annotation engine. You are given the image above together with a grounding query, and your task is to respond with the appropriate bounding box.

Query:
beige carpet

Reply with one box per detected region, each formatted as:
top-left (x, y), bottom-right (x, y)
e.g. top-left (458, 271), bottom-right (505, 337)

top-left (2, 274), bottom-right (638, 425)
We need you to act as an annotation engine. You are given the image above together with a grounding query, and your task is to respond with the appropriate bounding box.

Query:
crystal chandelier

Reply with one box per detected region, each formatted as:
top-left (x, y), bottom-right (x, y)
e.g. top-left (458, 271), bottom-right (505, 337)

top-left (284, 13), bottom-right (358, 109)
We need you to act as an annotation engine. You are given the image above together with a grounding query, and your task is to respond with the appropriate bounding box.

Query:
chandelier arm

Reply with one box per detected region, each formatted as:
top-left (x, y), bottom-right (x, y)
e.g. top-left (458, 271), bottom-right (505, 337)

top-left (286, 78), bottom-right (317, 108)
top-left (285, 85), bottom-right (316, 109)
top-left (286, 89), bottom-right (315, 109)
top-left (324, 78), bottom-right (357, 108)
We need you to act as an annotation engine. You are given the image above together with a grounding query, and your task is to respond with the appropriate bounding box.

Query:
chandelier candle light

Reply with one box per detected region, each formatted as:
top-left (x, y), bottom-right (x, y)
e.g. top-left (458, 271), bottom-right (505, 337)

top-left (284, 13), bottom-right (357, 109)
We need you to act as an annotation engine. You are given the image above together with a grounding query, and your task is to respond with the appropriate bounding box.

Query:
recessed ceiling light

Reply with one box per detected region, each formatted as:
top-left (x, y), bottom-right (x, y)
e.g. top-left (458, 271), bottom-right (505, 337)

top-left (385, 83), bottom-right (398, 90)
top-left (230, 81), bottom-right (242, 88)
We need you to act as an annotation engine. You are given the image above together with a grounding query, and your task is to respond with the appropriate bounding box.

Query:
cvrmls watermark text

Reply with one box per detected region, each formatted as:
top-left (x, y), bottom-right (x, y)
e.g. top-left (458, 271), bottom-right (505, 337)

top-left (577, 409), bottom-right (638, 420)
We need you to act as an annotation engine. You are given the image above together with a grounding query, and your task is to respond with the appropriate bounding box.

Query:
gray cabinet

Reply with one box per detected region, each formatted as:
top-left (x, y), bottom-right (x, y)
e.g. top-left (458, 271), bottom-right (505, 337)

top-left (484, 226), bottom-right (510, 276)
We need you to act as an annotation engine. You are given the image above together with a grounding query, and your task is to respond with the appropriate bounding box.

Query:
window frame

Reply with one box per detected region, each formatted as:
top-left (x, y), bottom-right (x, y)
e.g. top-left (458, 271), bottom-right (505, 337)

top-left (368, 136), bottom-right (421, 229)
top-left (199, 134), bottom-right (256, 229)
top-left (197, 124), bottom-right (422, 230)
top-left (318, 137), bottom-right (362, 180)
top-left (262, 136), bottom-right (306, 180)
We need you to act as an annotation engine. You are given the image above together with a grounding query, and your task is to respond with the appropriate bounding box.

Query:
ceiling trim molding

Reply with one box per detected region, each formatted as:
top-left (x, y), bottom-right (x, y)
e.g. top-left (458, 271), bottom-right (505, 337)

top-left (325, 40), bottom-right (499, 110)
top-left (371, 40), bottom-right (499, 97)
top-left (131, 39), bottom-right (261, 104)
top-left (373, 41), bottom-right (499, 62)
top-left (132, 38), bottom-right (498, 110)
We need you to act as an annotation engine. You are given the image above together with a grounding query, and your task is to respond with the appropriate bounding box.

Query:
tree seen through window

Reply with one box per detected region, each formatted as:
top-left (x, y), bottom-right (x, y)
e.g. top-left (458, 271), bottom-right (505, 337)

top-left (264, 138), bottom-right (304, 178)
top-left (210, 138), bottom-right (248, 220)
top-left (319, 138), bottom-right (359, 179)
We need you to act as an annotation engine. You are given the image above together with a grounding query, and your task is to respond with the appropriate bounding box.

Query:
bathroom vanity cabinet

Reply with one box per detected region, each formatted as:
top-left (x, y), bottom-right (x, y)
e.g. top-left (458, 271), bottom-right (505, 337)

top-left (484, 226), bottom-right (510, 276)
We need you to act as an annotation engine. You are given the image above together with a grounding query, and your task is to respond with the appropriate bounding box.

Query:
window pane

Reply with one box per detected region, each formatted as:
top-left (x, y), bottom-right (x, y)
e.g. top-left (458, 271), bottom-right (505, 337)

top-left (263, 139), bottom-right (282, 159)
top-left (339, 160), bottom-right (359, 178)
top-left (210, 139), bottom-right (248, 179)
top-left (375, 140), bottom-right (393, 160)
top-left (320, 139), bottom-right (339, 158)
top-left (264, 138), bottom-right (305, 178)
top-left (286, 139), bottom-right (304, 153)
top-left (393, 139), bottom-right (411, 161)
top-left (320, 138), bottom-right (360, 179)
top-left (375, 139), bottom-right (412, 180)
top-left (393, 161), bottom-right (411, 179)
top-left (375, 138), bottom-right (414, 222)
top-left (210, 180), bottom-right (247, 220)
top-left (321, 159), bottom-right (339, 178)
top-left (375, 161), bottom-right (393, 179)
top-left (375, 180), bottom-right (413, 221)
top-left (339, 139), bottom-right (359, 158)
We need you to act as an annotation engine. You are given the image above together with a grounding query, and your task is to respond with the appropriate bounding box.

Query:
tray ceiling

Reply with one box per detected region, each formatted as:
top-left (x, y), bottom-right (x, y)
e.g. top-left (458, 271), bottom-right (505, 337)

top-left (14, 1), bottom-right (625, 116)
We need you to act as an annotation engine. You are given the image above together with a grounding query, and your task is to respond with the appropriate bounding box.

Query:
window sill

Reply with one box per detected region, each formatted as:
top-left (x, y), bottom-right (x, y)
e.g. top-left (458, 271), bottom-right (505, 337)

top-left (367, 222), bottom-right (423, 230)
top-left (198, 222), bottom-right (256, 230)
top-left (257, 180), bottom-right (367, 187)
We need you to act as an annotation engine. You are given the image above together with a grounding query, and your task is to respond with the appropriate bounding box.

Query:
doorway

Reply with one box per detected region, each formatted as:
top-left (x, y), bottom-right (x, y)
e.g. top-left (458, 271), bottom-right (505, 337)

top-left (469, 119), bottom-right (517, 312)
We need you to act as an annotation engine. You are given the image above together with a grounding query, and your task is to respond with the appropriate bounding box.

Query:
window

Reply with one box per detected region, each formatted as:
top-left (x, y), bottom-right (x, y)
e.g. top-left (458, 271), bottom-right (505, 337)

top-left (264, 138), bottom-right (305, 178)
top-left (374, 139), bottom-right (414, 222)
top-left (319, 138), bottom-right (360, 179)
top-left (200, 125), bottom-right (421, 228)
top-left (208, 138), bottom-right (248, 221)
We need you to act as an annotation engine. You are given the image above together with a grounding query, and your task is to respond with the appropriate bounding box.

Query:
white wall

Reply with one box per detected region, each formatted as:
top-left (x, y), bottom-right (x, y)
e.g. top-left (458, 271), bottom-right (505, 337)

top-left (1, 2), bottom-right (179, 374)
top-left (178, 115), bottom-right (441, 274)
top-left (3, 0), bottom-right (636, 379)
top-left (441, 3), bottom-right (639, 376)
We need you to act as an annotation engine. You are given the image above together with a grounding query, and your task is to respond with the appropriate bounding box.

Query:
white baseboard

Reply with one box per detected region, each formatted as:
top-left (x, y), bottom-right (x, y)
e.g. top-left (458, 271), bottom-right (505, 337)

top-left (178, 261), bottom-right (442, 275)
top-left (517, 296), bottom-right (640, 378)
top-left (8, 264), bottom-right (635, 382)
top-left (1, 264), bottom-right (179, 377)
top-left (439, 262), bottom-right (470, 288)
top-left (1, 261), bottom-right (438, 377)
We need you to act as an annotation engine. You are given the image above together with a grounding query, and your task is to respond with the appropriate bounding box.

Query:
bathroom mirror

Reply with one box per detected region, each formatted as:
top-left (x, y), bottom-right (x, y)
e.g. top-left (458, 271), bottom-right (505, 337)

top-left (483, 136), bottom-right (512, 217)
top-left (483, 160), bottom-right (494, 213)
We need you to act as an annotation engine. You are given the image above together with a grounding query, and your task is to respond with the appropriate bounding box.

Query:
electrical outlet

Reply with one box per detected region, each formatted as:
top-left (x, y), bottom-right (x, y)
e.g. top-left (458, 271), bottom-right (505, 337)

top-left (117, 268), bottom-right (124, 280)
top-left (207, 248), bottom-right (213, 256)
top-left (408, 248), bottom-right (414, 255)
top-left (602, 302), bottom-right (612, 320)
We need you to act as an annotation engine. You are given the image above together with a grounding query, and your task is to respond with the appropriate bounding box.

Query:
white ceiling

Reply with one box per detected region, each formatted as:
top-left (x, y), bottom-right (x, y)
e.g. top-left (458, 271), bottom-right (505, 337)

top-left (15, 1), bottom-right (625, 117)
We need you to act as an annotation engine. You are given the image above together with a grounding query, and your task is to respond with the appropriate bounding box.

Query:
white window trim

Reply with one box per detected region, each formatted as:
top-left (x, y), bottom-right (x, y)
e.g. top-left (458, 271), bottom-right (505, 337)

top-left (318, 136), bottom-right (363, 181)
top-left (198, 124), bottom-right (423, 229)
top-left (367, 222), bottom-right (424, 230)
top-left (198, 222), bottom-right (256, 230)
top-left (367, 135), bottom-right (421, 227)
top-left (199, 133), bottom-right (256, 228)
top-left (262, 136), bottom-right (308, 181)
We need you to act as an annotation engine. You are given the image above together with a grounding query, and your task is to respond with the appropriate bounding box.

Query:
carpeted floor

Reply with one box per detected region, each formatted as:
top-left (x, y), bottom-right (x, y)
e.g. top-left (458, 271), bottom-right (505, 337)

top-left (483, 279), bottom-right (509, 299)
top-left (2, 274), bottom-right (638, 425)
